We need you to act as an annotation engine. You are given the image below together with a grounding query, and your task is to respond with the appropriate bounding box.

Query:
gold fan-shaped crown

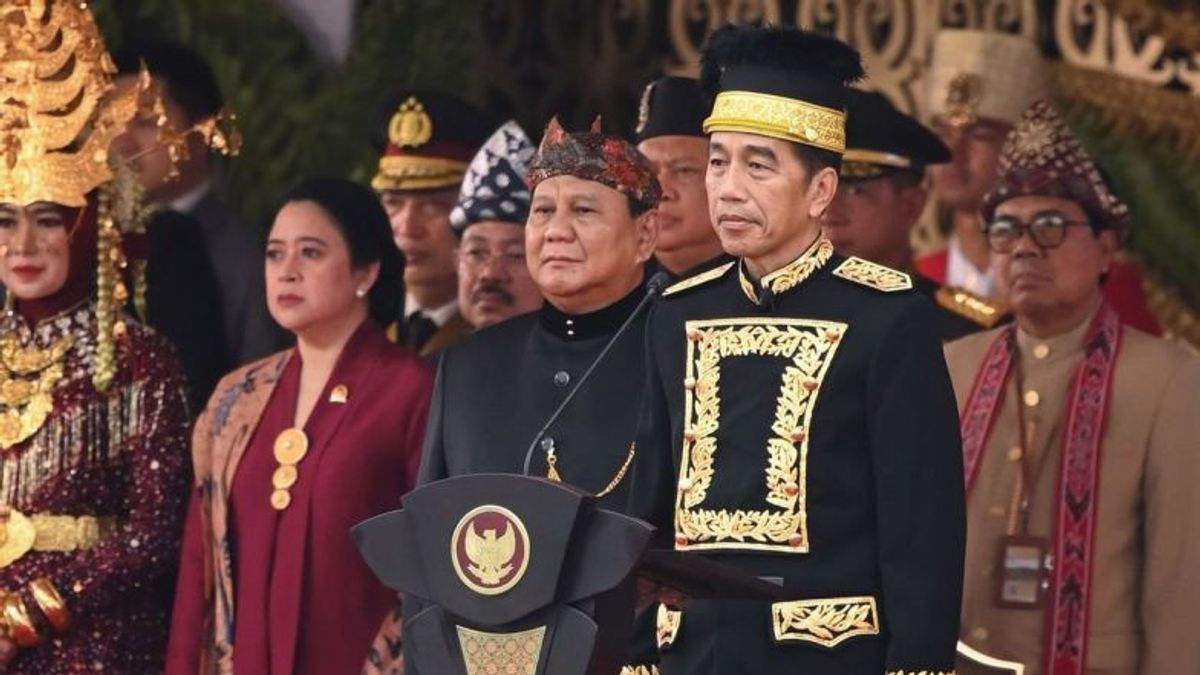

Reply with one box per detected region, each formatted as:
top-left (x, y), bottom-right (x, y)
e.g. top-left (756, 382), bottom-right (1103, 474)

top-left (0, 0), bottom-right (140, 207)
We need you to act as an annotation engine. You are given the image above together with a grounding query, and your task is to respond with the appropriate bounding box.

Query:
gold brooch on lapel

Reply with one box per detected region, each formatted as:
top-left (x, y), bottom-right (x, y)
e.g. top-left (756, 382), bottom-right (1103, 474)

top-left (329, 384), bottom-right (349, 404)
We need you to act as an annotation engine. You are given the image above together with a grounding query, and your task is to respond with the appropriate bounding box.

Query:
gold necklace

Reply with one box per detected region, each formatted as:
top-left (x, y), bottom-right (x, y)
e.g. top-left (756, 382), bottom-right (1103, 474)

top-left (545, 441), bottom-right (636, 498)
top-left (0, 333), bottom-right (74, 450)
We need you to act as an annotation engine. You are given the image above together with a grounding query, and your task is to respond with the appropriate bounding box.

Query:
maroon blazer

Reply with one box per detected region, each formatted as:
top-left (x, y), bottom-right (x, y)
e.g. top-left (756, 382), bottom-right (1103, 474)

top-left (167, 320), bottom-right (433, 675)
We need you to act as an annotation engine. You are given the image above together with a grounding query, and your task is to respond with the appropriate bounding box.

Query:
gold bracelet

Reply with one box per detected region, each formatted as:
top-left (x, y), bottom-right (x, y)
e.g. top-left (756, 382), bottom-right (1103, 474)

top-left (2, 593), bottom-right (41, 646)
top-left (28, 578), bottom-right (69, 632)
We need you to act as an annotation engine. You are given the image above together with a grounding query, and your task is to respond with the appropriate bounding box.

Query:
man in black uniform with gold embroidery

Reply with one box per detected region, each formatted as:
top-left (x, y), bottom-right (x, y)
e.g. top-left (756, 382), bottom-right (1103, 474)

top-left (630, 26), bottom-right (964, 675)
top-left (822, 88), bottom-right (1004, 340)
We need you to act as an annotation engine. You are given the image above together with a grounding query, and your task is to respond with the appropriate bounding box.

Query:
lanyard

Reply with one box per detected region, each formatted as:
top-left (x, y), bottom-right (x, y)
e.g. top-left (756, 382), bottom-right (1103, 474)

top-left (1007, 352), bottom-right (1056, 537)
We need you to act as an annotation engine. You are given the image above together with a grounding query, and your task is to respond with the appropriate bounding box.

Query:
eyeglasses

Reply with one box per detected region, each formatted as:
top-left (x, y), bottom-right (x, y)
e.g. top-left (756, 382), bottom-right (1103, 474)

top-left (457, 246), bottom-right (527, 270)
top-left (984, 212), bottom-right (1091, 253)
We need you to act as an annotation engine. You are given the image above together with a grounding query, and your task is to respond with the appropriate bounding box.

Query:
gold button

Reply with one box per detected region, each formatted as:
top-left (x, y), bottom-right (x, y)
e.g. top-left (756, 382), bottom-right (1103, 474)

top-left (678, 476), bottom-right (693, 492)
top-left (273, 428), bottom-right (309, 465)
top-left (270, 489), bottom-right (292, 511)
top-left (1023, 390), bottom-right (1040, 407)
top-left (970, 626), bottom-right (989, 641)
top-left (1033, 344), bottom-right (1050, 359)
top-left (1007, 446), bottom-right (1023, 462)
top-left (273, 465), bottom-right (299, 490)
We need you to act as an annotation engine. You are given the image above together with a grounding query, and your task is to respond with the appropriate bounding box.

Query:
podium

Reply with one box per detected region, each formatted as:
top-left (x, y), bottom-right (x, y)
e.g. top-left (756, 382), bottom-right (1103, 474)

top-left (353, 473), bottom-right (781, 675)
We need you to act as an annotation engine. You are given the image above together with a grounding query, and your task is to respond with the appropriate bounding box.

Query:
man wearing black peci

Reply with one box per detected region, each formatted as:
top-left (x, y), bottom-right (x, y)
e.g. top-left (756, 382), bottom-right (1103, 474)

top-left (636, 76), bottom-right (731, 282)
top-left (630, 26), bottom-right (965, 675)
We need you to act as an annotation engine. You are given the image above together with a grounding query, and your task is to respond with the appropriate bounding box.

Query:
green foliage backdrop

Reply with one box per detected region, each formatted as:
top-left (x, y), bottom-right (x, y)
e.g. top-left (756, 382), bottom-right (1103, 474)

top-left (94, 0), bottom-right (481, 225)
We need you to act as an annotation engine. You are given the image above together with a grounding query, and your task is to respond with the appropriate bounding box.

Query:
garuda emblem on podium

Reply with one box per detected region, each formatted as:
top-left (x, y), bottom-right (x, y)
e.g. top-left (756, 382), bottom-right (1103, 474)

top-left (452, 505), bottom-right (531, 595)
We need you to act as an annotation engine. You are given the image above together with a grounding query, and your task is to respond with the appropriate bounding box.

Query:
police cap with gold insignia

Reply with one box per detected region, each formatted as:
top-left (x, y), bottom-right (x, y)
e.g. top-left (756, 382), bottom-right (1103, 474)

top-left (698, 25), bottom-right (864, 160)
top-left (372, 91), bottom-right (495, 193)
top-left (635, 76), bottom-right (708, 143)
top-left (841, 88), bottom-right (950, 181)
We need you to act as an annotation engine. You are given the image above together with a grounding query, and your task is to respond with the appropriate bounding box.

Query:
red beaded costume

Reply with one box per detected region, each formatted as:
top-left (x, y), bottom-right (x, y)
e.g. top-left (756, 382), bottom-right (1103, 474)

top-left (0, 1), bottom-right (214, 671)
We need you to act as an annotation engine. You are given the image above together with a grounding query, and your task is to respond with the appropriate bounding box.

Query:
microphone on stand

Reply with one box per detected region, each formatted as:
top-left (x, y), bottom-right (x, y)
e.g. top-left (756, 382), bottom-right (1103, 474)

top-left (521, 272), bottom-right (671, 476)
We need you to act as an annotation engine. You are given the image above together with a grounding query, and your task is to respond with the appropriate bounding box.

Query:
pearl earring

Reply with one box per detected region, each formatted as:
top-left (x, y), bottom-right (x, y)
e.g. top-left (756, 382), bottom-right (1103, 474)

top-left (355, 288), bottom-right (367, 299)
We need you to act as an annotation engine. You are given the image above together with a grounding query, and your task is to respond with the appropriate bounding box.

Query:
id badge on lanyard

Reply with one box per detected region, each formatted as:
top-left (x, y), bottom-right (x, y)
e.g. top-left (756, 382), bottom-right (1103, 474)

top-left (994, 360), bottom-right (1053, 610)
top-left (995, 534), bottom-right (1051, 609)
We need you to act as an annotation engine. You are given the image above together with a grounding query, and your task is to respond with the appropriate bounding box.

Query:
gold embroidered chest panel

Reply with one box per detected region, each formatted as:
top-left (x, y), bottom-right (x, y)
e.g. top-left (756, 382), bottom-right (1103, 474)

top-left (674, 316), bottom-right (847, 553)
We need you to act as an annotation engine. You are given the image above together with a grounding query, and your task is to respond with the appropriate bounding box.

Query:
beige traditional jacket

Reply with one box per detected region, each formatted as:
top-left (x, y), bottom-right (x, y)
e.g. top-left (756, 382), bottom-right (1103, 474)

top-left (945, 319), bottom-right (1200, 675)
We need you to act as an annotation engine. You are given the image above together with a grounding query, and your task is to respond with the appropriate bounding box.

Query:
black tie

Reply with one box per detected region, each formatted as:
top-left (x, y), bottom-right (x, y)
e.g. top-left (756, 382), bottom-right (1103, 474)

top-left (404, 312), bottom-right (439, 351)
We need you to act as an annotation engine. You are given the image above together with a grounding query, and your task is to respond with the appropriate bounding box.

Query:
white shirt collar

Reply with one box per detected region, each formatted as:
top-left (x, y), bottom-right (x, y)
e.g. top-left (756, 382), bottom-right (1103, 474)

top-left (169, 178), bottom-right (214, 214)
top-left (946, 236), bottom-right (994, 298)
top-left (405, 295), bottom-right (458, 327)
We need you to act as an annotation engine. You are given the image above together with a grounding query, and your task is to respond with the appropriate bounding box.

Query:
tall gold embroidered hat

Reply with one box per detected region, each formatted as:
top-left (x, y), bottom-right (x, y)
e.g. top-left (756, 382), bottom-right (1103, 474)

top-left (698, 25), bottom-right (864, 159)
top-left (371, 91), bottom-right (495, 192)
top-left (983, 100), bottom-right (1130, 234)
top-left (0, 0), bottom-right (141, 207)
top-left (926, 29), bottom-right (1050, 127)
top-left (0, 0), bottom-right (238, 390)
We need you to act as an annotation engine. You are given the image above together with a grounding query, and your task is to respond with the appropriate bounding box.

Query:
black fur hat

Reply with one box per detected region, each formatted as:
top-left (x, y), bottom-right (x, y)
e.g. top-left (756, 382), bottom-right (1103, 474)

top-left (699, 25), bottom-right (865, 154)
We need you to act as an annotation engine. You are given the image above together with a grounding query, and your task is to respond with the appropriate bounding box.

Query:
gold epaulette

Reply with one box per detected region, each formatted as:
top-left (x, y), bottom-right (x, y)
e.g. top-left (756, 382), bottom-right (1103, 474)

top-left (662, 262), bottom-right (736, 298)
top-left (935, 285), bottom-right (1005, 328)
top-left (831, 257), bottom-right (913, 292)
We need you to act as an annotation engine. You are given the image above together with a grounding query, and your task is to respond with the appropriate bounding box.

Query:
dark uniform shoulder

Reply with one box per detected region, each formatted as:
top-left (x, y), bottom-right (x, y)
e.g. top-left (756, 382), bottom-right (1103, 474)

top-left (830, 256), bottom-right (913, 292)
top-left (662, 261), bottom-right (736, 298)
top-left (444, 311), bottom-right (538, 360)
top-left (933, 285), bottom-right (1005, 328)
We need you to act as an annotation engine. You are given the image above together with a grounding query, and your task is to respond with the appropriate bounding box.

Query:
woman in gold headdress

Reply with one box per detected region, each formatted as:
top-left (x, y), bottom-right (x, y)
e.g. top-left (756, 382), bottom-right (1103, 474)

top-left (0, 1), bottom-right (195, 671)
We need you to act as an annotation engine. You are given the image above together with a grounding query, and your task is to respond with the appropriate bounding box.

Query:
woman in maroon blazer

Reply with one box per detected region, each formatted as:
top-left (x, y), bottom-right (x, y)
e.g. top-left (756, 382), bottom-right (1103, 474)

top-left (166, 178), bottom-right (432, 675)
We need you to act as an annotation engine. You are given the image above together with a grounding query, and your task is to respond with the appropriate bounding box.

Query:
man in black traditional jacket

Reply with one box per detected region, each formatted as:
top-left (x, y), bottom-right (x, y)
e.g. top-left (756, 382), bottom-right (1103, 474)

top-left (417, 115), bottom-right (660, 512)
top-left (629, 25), bottom-right (965, 675)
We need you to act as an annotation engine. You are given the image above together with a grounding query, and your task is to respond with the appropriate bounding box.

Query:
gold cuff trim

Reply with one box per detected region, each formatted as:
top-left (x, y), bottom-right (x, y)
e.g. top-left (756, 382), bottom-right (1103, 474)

top-left (619, 666), bottom-right (661, 675)
top-left (0, 510), bottom-right (119, 568)
top-left (674, 317), bottom-right (846, 553)
top-left (832, 257), bottom-right (913, 292)
top-left (371, 155), bottom-right (468, 192)
top-left (456, 624), bottom-right (545, 675)
top-left (772, 596), bottom-right (879, 647)
top-left (842, 149), bottom-right (912, 169)
top-left (656, 604), bottom-right (682, 649)
top-left (704, 90), bottom-right (846, 153)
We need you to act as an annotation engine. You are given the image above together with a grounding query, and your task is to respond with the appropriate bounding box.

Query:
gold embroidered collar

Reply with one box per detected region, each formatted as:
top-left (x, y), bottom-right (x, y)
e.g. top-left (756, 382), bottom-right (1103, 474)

top-left (737, 236), bottom-right (834, 304)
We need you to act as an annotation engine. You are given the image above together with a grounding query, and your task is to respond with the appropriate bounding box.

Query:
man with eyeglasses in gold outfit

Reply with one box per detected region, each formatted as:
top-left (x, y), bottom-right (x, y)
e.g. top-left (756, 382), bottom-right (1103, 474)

top-left (945, 101), bottom-right (1200, 675)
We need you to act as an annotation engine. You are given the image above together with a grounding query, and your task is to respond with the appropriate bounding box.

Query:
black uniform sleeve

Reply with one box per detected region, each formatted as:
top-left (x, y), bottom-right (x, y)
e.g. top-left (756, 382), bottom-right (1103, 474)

top-left (627, 306), bottom-right (678, 547)
top-left (866, 296), bottom-right (965, 674)
top-left (415, 353), bottom-right (450, 486)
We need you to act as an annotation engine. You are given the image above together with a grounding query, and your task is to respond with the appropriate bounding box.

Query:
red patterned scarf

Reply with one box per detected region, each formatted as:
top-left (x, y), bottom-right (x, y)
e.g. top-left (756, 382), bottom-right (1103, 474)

top-left (960, 303), bottom-right (1122, 675)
